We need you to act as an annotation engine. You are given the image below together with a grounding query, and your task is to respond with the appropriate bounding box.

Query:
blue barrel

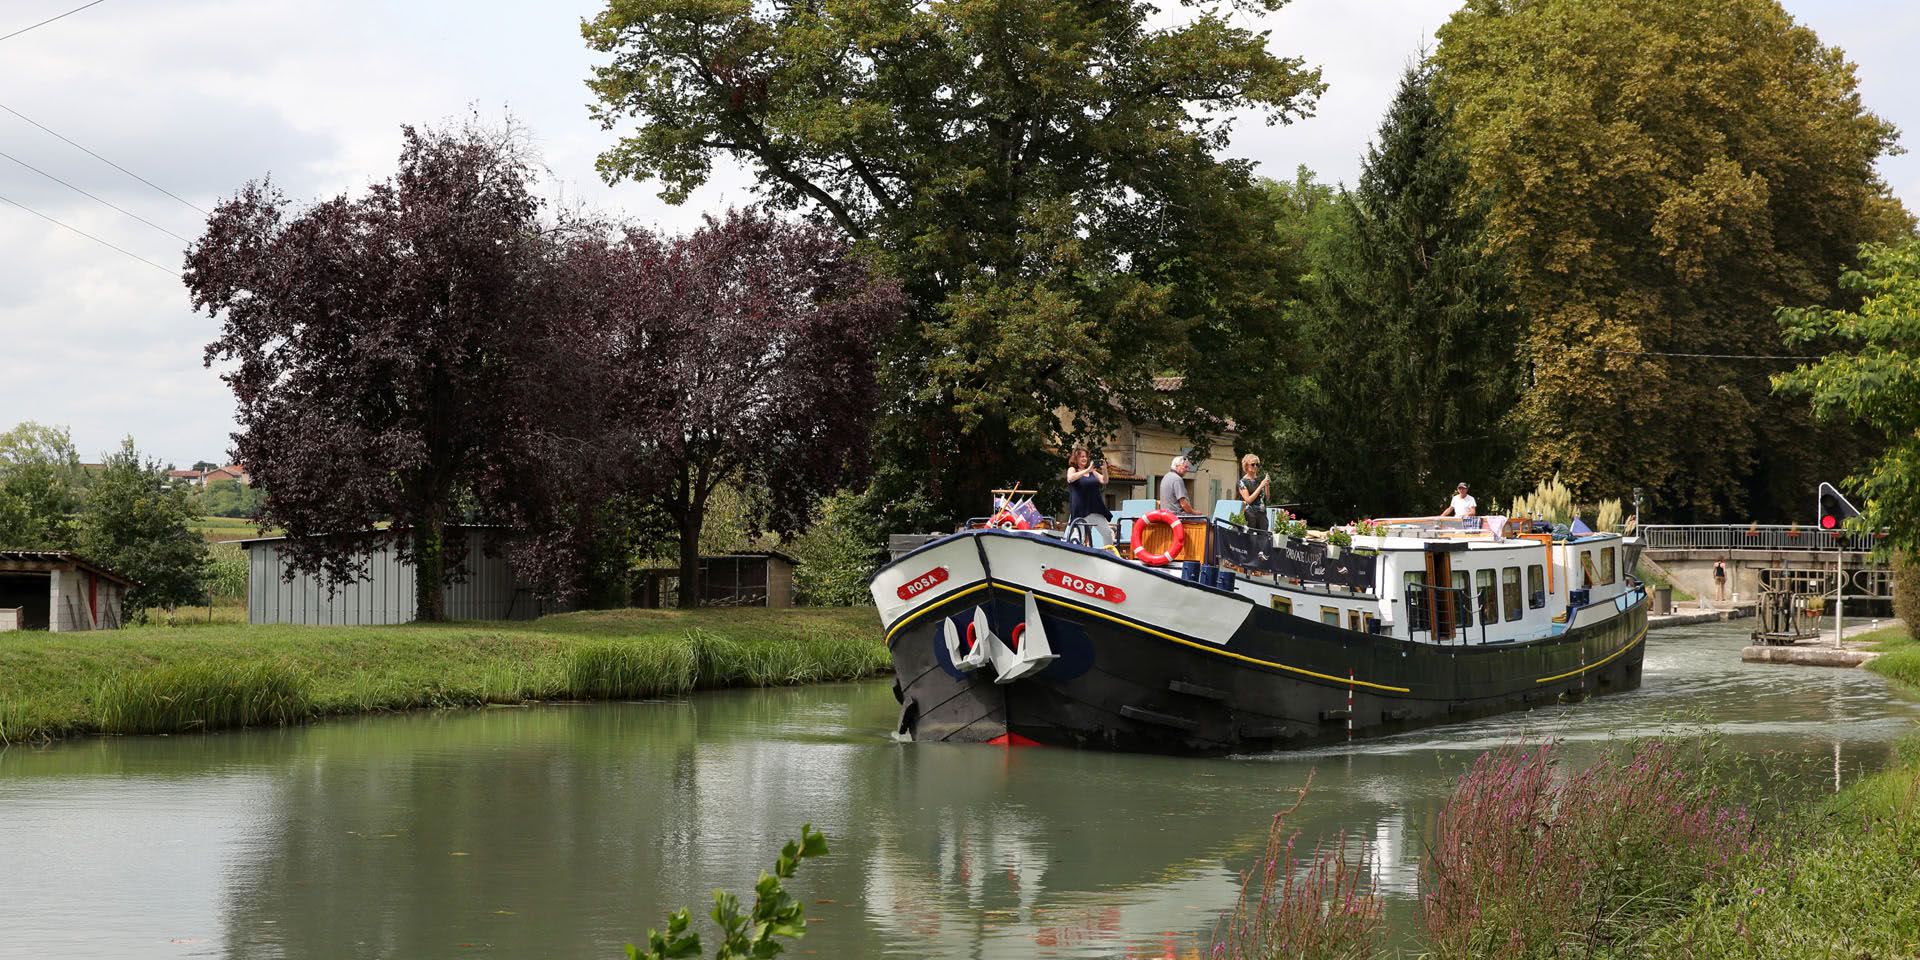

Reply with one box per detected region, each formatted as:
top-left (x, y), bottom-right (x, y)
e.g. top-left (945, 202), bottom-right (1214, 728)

top-left (1182, 561), bottom-right (1203, 582)
top-left (1214, 568), bottom-right (1236, 593)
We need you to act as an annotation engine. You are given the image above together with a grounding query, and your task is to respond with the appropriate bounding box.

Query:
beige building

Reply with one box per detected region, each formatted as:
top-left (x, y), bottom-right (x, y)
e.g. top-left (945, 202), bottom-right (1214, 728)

top-left (1058, 378), bottom-right (1242, 516)
top-left (1089, 420), bottom-right (1241, 515)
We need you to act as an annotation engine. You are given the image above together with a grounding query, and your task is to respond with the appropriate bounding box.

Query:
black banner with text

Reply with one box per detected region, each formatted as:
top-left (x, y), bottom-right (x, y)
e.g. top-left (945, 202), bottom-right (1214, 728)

top-left (1214, 526), bottom-right (1377, 593)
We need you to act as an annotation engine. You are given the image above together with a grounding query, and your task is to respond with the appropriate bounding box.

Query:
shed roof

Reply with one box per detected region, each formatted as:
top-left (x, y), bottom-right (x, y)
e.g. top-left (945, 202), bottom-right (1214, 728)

top-left (0, 550), bottom-right (139, 585)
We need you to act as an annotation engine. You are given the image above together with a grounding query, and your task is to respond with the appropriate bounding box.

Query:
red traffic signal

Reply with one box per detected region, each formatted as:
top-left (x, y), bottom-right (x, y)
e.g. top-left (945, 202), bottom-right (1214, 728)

top-left (1816, 482), bottom-right (1859, 532)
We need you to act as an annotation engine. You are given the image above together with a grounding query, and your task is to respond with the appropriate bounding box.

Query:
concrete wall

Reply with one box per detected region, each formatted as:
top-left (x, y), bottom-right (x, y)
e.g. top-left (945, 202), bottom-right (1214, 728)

top-left (0, 607), bottom-right (19, 631)
top-left (245, 537), bottom-right (549, 625)
top-left (48, 566), bottom-right (127, 632)
top-left (1645, 549), bottom-right (1881, 604)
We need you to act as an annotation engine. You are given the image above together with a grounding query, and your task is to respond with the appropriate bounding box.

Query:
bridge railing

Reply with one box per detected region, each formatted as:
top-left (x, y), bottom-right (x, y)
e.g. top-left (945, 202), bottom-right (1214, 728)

top-left (1639, 524), bottom-right (1884, 554)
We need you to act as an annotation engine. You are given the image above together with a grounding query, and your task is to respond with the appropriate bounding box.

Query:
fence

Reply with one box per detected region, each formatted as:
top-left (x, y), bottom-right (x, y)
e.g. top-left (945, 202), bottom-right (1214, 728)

top-left (1639, 524), bottom-right (1883, 554)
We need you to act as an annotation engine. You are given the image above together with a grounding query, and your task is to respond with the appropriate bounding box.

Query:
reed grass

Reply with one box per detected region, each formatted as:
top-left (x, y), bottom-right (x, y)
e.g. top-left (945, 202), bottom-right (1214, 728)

top-left (1420, 740), bottom-right (1769, 960)
top-left (1212, 773), bottom-right (1382, 960)
top-left (94, 660), bottom-right (313, 735)
top-left (0, 607), bottom-right (882, 741)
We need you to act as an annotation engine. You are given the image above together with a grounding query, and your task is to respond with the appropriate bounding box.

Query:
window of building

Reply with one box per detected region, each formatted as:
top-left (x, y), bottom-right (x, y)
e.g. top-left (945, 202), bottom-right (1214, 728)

top-left (1528, 564), bottom-right (1546, 609)
top-left (1599, 547), bottom-right (1617, 585)
top-left (1321, 606), bottom-right (1340, 626)
top-left (1270, 596), bottom-right (1292, 616)
top-left (1210, 478), bottom-right (1222, 512)
top-left (1502, 567), bottom-right (1523, 622)
top-left (1476, 569), bottom-right (1497, 625)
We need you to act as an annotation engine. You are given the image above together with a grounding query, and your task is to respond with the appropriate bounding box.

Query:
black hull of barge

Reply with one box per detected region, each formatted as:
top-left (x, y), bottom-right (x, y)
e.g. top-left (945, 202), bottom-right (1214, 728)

top-left (889, 583), bottom-right (1647, 755)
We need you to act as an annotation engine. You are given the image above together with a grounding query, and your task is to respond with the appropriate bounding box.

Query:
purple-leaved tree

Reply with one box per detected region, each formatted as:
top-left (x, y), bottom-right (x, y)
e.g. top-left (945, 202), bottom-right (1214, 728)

top-left (185, 123), bottom-right (564, 621)
top-left (601, 210), bottom-right (901, 607)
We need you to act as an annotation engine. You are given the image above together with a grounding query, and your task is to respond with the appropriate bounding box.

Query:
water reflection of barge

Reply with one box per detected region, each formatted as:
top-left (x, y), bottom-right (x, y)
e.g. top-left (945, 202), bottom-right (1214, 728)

top-left (871, 516), bottom-right (1648, 754)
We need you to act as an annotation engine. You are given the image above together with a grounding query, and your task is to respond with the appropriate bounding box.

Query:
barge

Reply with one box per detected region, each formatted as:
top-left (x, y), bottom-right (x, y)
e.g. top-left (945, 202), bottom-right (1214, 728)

top-left (870, 511), bottom-right (1647, 754)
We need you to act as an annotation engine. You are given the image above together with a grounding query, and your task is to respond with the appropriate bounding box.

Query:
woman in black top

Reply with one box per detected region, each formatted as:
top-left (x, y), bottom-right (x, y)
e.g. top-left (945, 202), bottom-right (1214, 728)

top-left (1065, 447), bottom-right (1114, 545)
top-left (1237, 453), bottom-right (1270, 530)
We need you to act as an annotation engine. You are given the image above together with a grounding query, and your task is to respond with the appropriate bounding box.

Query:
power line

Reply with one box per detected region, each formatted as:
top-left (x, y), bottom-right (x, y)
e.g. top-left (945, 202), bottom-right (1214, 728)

top-left (0, 190), bottom-right (177, 276)
top-left (0, 101), bottom-right (208, 215)
top-left (0, 0), bottom-right (109, 44)
top-left (0, 149), bottom-right (193, 243)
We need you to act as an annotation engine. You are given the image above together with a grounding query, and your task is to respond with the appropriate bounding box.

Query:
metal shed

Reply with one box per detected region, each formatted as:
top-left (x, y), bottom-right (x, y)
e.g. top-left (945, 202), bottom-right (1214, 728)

top-left (238, 531), bottom-right (556, 625)
top-left (0, 550), bottom-right (136, 631)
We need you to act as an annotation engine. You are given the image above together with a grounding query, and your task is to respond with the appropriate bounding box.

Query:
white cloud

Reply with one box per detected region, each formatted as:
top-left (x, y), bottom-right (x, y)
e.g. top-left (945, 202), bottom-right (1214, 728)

top-left (0, 0), bottom-right (1912, 466)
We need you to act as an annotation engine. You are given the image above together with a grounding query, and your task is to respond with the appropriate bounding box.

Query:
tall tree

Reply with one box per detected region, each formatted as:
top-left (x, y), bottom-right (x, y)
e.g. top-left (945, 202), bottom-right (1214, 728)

top-left (0, 421), bottom-right (84, 548)
top-left (583, 0), bottom-right (1324, 527)
top-left (76, 438), bottom-right (207, 615)
top-left (1775, 238), bottom-right (1920, 550)
top-left (186, 123), bottom-right (562, 620)
top-left (591, 210), bottom-right (901, 607)
top-left (1434, 0), bottom-right (1912, 519)
top-left (1277, 67), bottom-right (1523, 521)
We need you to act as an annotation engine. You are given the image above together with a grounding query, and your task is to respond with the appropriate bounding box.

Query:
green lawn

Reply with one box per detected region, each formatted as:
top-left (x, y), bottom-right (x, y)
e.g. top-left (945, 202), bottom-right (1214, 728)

top-left (1858, 623), bottom-right (1920, 689)
top-left (0, 606), bottom-right (885, 742)
top-left (188, 515), bottom-right (271, 543)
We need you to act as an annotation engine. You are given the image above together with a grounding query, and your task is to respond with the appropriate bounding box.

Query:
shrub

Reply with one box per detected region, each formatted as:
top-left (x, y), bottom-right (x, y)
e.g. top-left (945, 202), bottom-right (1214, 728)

top-left (788, 488), bottom-right (883, 606)
top-left (1892, 550), bottom-right (1920, 639)
top-left (1212, 776), bottom-right (1384, 960)
top-left (95, 660), bottom-right (313, 734)
top-left (1421, 741), bottom-right (1769, 960)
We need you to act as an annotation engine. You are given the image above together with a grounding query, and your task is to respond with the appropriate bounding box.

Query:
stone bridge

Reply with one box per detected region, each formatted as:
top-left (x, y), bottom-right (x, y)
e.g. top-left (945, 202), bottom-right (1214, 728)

top-left (1637, 524), bottom-right (1886, 602)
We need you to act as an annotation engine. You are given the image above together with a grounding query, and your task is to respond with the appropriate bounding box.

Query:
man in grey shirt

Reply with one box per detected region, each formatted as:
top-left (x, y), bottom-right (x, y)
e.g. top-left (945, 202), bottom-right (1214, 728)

top-left (1158, 455), bottom-right (1195, 514)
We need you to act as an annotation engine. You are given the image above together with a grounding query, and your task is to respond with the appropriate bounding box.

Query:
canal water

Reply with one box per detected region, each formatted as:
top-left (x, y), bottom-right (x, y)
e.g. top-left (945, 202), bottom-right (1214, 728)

top-left (2, 620), bottom-right (1915, 960)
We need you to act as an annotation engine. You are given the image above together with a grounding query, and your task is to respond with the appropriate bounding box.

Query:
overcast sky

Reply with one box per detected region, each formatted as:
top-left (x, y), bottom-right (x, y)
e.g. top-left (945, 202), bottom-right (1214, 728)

top-left (1, 0), bottom-right (1914, 468)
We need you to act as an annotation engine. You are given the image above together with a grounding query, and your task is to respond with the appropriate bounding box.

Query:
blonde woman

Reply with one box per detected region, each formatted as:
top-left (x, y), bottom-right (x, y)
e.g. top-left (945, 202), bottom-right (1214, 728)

top-left (1236, 453), bottom-right (1270, 530)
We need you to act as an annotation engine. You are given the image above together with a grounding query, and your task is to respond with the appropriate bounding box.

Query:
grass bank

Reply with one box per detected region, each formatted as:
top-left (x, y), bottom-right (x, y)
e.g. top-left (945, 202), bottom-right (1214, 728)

top-left (1861, 623), bottom-right (1920, 687)
top-left (0, 606), bottom-right (885, 742)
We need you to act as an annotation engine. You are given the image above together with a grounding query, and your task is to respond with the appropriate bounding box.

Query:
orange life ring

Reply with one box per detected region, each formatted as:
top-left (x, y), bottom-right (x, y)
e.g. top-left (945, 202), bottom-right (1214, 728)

top-left (1131, 509), bottom-right (1185, 566)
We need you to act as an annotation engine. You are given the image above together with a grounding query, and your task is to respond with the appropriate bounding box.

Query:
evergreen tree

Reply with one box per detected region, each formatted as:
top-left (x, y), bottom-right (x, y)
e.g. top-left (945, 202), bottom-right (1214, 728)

top-left (1276, 66), bottom-right (1522, 522)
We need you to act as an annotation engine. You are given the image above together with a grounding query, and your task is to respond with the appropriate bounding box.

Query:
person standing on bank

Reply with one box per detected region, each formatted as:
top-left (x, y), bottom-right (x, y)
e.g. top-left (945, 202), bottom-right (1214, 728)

top-left (1065, 447), bottom-right (1114, 545)
top-left (1440, 482), bottom-right (1477, 522)
top-left (1237, 453), bottom-right (1270, 530)
top-left (1158, 455), bottom-right (1196, 514)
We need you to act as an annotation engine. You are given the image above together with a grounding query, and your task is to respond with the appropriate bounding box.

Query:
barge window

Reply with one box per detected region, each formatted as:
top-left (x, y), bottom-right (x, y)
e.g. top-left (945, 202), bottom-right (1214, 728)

top-left (1348, 610), bottom-right (1363, 631)
top-left (1270, 596), bottom-right (1292, 615)
top-left (1579, 551), bottom-right (1598, 588)
top-left (1452, 571), bottom-right (1473, 626)
top-left (1476, 569), bottom-right (1497, 624)
top-left (1528, 565), bottom-right (1546, 609)
top-left (1502, 567), bottom-right (1523, 621)
top-left (1599, 547), bottom-right (1617, 585)
top-left (1321, 606), bottom-right (1340, 626)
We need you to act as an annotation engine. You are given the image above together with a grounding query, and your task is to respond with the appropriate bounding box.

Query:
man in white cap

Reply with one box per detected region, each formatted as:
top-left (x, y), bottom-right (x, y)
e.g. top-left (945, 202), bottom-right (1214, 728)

top-left (1440, 482), bottom-right (1477, 522)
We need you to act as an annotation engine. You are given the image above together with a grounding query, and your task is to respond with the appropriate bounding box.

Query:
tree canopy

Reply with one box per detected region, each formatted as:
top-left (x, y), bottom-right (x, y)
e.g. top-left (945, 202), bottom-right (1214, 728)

top-left (0, 421), bottom-right (83, 549)
top-left (186, 123), bottom-right (562, 620)
top-left (76, 438), bottom-right (208, 614)
top-left (1434, 0), bottom-right (1912, 519)
top-left (584, 0), bottom-right (1325, 524)
top-left (1272, 67), bottom-right (1523, 522)
top-left (1776, 239), bottom-right (1920, 549)
top-left (576, 209), bottom-right (902, 607)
